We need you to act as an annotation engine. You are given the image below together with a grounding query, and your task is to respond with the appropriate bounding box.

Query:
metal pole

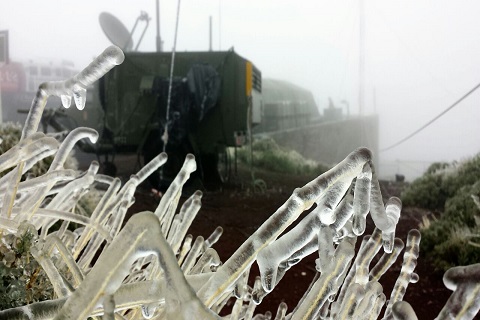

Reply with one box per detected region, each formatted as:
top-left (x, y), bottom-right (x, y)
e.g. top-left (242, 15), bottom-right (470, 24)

top-left (156, 0), bottom-right (162, 52)
top-left (209, 16), bottom-right (212, 51)
top-left (359, 0), bottom-right (365, 116)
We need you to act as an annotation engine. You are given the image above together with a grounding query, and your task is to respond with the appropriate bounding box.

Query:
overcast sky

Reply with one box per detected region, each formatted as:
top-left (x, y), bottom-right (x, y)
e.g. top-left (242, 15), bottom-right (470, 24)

top-left (1, 1), bottom-right (480, 179)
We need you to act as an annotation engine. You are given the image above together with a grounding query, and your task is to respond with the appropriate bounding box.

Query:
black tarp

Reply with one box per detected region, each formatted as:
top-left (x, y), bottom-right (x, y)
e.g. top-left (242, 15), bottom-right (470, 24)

top-left (151, 63), bottom-right (221, 145)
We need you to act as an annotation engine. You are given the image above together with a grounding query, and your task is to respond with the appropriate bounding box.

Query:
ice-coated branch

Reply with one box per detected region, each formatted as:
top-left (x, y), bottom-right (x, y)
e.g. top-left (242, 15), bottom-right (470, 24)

top-left (384, 229), bottom-right (421, 319)
top-left (135, 152), bottom-right (168, 185)
top-left (0, 133), bottom-right (59, 173)
top-left (369, 238), bottom-right (405, 282)
top-left (72, 177), bottom-right (121, 258)
top-left (274, 302), bottom-right (288, 320)
top-left (167, 190), bottom-right (203, 253)
top-left (155, 154), bottom-right (197, 233)
top-left (198, 147), bottom-right (372, 307)
top-left (205, 226), bottom-right (223, 248)
top-left (352, 163), bottom-right (372, 235)
top-left (53, 212), bottom-right (218, 320)
top-left (11, 169), bottom-right (76, 193)
top-left (21, 45), bottom-right (124, 140)
top-left (355, 228), bottom-right (383, 285)
top-left (369, 165), bottom-right (402, 253)
top-left (391, 301), bottom-right (418, 320)
top-left (352, 281), bottom-right (384, 319)
top-left (290, 238), bottom-right (355, 319)
top-left (48, 127), bottom-right (98, 171)
top-left (436, 263), bottom-right (480, 319)
top-left (181, 236), bottom-right (205, 273)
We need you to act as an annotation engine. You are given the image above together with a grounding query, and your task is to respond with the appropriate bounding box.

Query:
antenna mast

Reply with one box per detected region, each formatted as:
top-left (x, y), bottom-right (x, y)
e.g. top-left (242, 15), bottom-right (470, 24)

top-left (209, 16), bottom-right (212, 51)
top-left (359, 0), bottom-right (365, 115)
top-left (156, 0), bottom-right (162, 52)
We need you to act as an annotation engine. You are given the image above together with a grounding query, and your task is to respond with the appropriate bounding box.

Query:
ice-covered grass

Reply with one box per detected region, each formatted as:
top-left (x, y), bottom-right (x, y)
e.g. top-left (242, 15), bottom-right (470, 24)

top-left (0, 45), bottom-right (479, 319)
top-left (236, 137), bottom-right (330, 176)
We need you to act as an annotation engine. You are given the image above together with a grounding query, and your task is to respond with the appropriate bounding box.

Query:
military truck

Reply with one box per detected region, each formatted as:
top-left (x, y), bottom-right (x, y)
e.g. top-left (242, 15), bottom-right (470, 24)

top-left (55, 49), bottom-right (262, 189)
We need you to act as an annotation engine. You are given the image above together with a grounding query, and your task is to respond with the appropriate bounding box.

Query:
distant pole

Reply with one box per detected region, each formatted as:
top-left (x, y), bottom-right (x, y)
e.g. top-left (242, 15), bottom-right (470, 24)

top-left (209, 16), bottom-right (212, 51)
top-left (218, 0), bottom-right (221, 50)
top-left (359, 0), bottom-right (365, 115)
top-left (156, 0), bottom-right (162, 52)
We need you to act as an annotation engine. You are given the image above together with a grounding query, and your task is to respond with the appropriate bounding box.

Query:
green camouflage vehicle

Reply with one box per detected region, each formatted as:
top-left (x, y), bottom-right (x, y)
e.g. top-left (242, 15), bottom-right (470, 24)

top-left (53, 50), bottom-right (262, 189)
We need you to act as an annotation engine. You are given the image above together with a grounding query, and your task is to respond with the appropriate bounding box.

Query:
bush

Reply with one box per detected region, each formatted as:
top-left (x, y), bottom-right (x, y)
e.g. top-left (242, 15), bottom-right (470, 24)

top-left (0, 122), bottom-right (78, 178)
top-left (406, 156), bottom-right (480, 272)
top-left (0, 227), bottom-right (55, 309)
top-left (442, 182), bottom-right (480, 227)
top-left (401, 169), bottom-right (448, 210)
top-left (421, 222), bottom-right (480, 271)
top-left (237, 137), bottom-right (330, 176)
top-left (443, 156), bottom-right (480, 197)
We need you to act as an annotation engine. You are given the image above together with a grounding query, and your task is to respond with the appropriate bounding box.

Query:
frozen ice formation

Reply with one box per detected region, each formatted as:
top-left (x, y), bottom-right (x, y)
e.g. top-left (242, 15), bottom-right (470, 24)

top-left (1, 45), bottom-right (480, 320)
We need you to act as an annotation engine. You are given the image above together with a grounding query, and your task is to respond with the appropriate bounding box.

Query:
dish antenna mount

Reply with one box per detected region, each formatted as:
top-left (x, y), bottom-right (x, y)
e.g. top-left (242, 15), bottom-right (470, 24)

top-left (99, 11), bottom-right (150, 52)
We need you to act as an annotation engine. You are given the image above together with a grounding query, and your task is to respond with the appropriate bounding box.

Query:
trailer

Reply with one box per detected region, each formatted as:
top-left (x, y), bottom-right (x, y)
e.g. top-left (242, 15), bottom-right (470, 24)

top-left (57, 49), bottom-right (262, 188)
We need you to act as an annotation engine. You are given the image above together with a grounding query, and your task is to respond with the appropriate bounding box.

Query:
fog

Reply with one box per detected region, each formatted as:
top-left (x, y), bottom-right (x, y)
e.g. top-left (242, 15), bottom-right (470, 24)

top-left (1, 0), bottom-right (480, 180)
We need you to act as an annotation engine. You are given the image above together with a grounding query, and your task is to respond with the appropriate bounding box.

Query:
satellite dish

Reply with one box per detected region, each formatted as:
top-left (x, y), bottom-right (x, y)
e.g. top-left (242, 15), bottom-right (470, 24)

top-left (99, 12), bottom-right (134, 52)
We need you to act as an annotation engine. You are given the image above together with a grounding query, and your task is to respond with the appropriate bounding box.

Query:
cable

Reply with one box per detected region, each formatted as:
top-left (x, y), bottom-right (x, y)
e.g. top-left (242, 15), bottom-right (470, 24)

top-left (381, 81), bottom-right (480, 152)
top-left (162, 0), bottom-right (182, 153)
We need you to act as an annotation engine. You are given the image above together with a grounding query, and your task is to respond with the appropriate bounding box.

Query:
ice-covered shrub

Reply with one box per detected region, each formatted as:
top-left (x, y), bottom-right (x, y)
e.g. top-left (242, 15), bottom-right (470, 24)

top-left (443, 182), bottom-right (480, 227)
top-left (443, 156), bottom-right (480, 196)
top-left (421, 220), bottom-right (480, 271)
top-left (404, 158), bottom-right (480, 272)
top-left (237, 137), bottom-right (330, 176)
top-left (402, 156), bottom-right (480, 211)
top-left (421, 183), bottom-right (480, 271)
top-left (401, 162), bottom-right (450, 210)
top-left (0, 122), bottom-right (22, 154)
top-left (0, 226), bottom-right (55, 309)
top-left (0, 122), bottom-right (78, 178)
top-left (0, 45), bottom-right (479, 320)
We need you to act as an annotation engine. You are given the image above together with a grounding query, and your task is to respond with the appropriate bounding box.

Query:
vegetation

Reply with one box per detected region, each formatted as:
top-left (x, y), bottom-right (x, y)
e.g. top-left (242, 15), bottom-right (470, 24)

top-left (236, 137), bottom-right (330, 176)
top-left (0, 123), bottom-right (101, 308)
top-left (402, 155), bottom-right (480, 271)
top-left (0, 226), bottom-right (55, 309)
top-left (0, 122), bottom-right (78, 178)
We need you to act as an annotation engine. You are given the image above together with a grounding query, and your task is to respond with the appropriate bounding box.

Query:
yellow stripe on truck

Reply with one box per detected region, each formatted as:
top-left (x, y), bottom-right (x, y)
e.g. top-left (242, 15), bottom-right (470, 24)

top-left (246, 61), bottom-right (252, 97)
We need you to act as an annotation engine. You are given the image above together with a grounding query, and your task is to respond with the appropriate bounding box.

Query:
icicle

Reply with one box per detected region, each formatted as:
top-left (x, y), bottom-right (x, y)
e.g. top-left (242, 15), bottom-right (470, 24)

top-left (369, 238), bottom-right (404, 282)
top-left (21, 46), bottom-right (124, 140)
top-left (155, 154), bottom-right (196, 233)
top-left (436, 263), bottom-right (480, 319)
top-left (352, 163), bottom-right (372, 235)
top-left (53, 212), bottom-right (218, 320)
top-left (205, 226), bottom-right (223, 248)
top-left (181, 236), bottom-right (205, 274)
top-left (384, 229), bottom-right (421, 318)
top-left (168, 191), bottom-right (202, 254)
top-left (274, 302), bottom-right (288, 320)
top-left (198, 148), bottom-right (371, 307)
top-left (177, 234), bottom-right (193, 266)
top-left (391, 301), bottom-right (418, 320)
top-left (48, 127), bottom-right (98, 171)
top-left (290, 239), bottom-right (355, 319)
